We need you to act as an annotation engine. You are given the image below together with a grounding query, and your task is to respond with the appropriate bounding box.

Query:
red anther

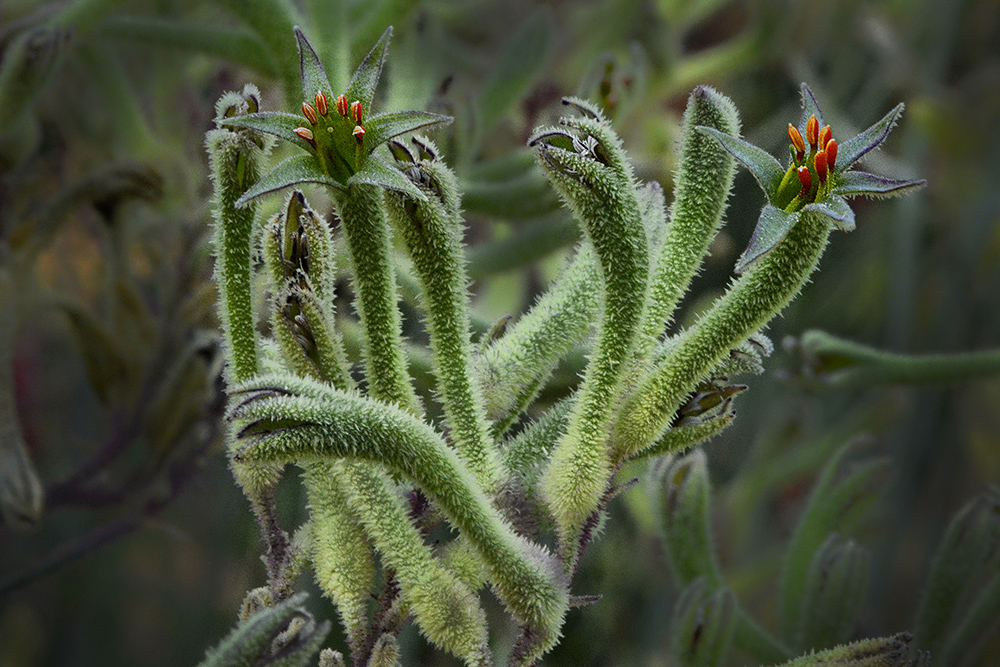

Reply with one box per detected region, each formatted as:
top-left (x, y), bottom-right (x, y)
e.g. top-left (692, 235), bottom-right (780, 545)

top-left (825, 139), bottom-right (838, 171)
top-left (336, 94), bottom-right (349, 116)
top-left (315, 92), bottom-right (328, 116)
top-left (806, 115), bottom-right (819, 149)
top-left (350, 101), bottom-right (363, 124)
top-left (302, 103), bottom-right (318, 125)
top-left (819, 124), bottom-right (832, 150)
top-left (797, 165), bottom-right (812, 197)
top-left (353, 125), bottom-right (365, 143)
top-left (788, 124), bottom-right (806, 161)
top-left (294, 126), bottom-right (315, 144)
top-left (814, 150), bottom-right (828, 182)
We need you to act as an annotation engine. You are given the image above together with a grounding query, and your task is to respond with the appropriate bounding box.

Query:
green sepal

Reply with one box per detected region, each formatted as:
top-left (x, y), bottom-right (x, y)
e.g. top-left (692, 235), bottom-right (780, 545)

top-left (345, 26), bottom-right (392, 114)
top-left (364, 110), bottom-right (453, 153)
top-left (736, 205), bottom-right (799, 274)
top-left (669, 578), bottom-right (738, 667)
top-left (836, 103), bottom-right (904, 171)
top-left (294, 26), bottom-right (335, 105)
top-left (237, 155), bottom-right (344, 207)
top-left (222, 112), bottom-right (315, 153)
top-left (802, 195), bottom-right (855, 232)
top-left (794, 534), bottom-right (870, 651)
top-left (348, 156), bottom-right (426, 200)
top-left (696, 126), bottom-right (783, 201)
top-left (778, 440), bottom-right (889, 642)
top-left (197, 592), bottom-right (331, 667)
top-left (832, 171), bottom-right (927, 200)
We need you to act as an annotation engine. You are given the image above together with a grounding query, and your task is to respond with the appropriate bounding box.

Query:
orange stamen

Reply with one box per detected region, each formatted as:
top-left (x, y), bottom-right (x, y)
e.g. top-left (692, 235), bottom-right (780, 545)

top-left (806, 115), bottom-right (819, 149)
top-left (826, 139), bottom-right (838, 171)
top-left (353, 125), bottom-right (365, 143)
top-left (814, 150), bottom-right (828, 182)
top-left (350, 101), bottom-right (363, 124)
top-left (818, 124), bottom-right (832, 150)
top-left (797, 165), bottom-right (812, 197)
top-left (336, 94), bottom-right (349, 117)
top-left (302, 103), bottom-right (318, 125)
top-left (788, 124), bottom-right (805, 160)
top-left (294, 127), bottom-right (315, 144)
top-left (315, 92), bottom-right (328, 116)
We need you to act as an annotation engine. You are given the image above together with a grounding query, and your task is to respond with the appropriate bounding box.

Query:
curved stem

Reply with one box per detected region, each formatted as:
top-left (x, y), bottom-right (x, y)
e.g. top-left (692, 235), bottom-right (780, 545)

top-left (614, 212), bottom-right (832, 461)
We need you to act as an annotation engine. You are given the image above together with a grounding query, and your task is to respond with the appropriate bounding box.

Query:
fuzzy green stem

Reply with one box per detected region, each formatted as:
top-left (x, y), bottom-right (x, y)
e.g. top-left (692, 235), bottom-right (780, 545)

top-left (637, 85), bottom-right (739, 358)
top-left (231, 376), bottom-right (569, 660)
top-left (206, 127), bottom-right (262, 384)
top-left (337, 183), bottom-right (420, 413)
top-left (386, 162), bottom-right (504, 493)
top-left (613, 212), bottom-right (832, 460)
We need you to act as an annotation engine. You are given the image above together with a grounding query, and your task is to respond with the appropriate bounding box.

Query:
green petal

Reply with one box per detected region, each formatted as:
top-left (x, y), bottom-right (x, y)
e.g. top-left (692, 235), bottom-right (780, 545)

top-left (836, 103), bottom-right (904, 170)
top-left (345, 26), bottom-right (391, 113)
top-left (803, 195), bottom-right (855, 232)
top-left (294, 26), bottom-right (335, 104)
top-left (221, 111), bottom-right (314, 151)
top-left (363, 110), bottom-right (453, 153)
top-left (696, 127), bottom-right (784, 201)
top-left (832, 170), bottom-right (927, 200)
top-left (348, 156), bottom-right (426, 200)
top-left (236, 155), bottom-right (343, 206)
top-left (797, 83), bottom-right (826, 136)
top-left (734, 204), bottom-right (800, 274)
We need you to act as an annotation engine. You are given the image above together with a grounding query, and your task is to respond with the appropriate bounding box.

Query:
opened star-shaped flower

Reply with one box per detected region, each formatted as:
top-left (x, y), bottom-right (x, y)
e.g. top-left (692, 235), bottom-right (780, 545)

top-left (698, 83), bottom-right (926, 273)
top-left (222, 26), bottom-right (451, 205)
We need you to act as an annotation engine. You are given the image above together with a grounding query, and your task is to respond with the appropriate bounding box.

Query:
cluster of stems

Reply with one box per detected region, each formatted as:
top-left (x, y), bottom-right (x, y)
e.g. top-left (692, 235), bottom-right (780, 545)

top-left (206, 27), bottom-right (923, 667)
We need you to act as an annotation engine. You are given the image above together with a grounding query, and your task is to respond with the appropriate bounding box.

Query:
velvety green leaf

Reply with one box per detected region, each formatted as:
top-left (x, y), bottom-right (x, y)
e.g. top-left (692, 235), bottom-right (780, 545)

top-left (363, 110), bottom-right (452, 152)
top-left (294, 26), bottom-right (335, 103)
top-left (766, 633), bottom-right (917, 667)
top-left (836, 104), bottom-right (904, 170)
top-left (222, 112), bottom-right (314, 152)
top-left (348, 156), bottom-right (425, 200)
top-left (344, 26), bottom-right (391, 113)
top-left (803, 195), bottom-right (855, 232)
top-left (477, 10), bottom-right (554, 134)
top-left (697, 127), bottom-right (784, 201)
top-left (735, 205), bottom-right (799, 274)
top-left (237, 155), bottom-right (342, 206)
top-left (797, 83), bottom-right (826, 136)
top-left (832, 171), bottom-right (927, 200)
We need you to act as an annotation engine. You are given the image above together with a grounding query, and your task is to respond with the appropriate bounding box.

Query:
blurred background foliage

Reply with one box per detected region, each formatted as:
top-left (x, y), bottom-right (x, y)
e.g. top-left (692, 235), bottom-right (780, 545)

top-left (1, 0), bottom-right (998, 665)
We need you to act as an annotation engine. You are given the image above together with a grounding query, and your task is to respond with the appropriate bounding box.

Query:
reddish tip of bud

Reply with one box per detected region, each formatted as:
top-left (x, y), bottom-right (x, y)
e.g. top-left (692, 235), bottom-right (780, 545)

top-left (788, 124), bottom-right (806, 160)
top-left (797, 165), bottom-right (812, 196)
top-left (819, 124), bottom-right (832, 149)
top-left (814, 150), bottom-right (828, 182)
top-left (294, 126), bottom-right (315, 144)
top-left (315, 92), bottom-right (328, 116)
top-left (826, 139), bottom-right (838, 171)
top-left (353, 125), bottom-right (365, 143)
top-left (302, 103), bottom-right (318, 125)
top-left (336, 94), bottom-right (349, 117)
top-left (806, 115), bottom-right (819, 149)
top-left (350, 101), bottom-right (363, 124)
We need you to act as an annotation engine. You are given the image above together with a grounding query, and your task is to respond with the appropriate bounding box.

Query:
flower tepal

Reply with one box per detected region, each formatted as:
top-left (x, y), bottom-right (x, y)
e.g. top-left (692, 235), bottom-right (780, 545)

top-left (219, 26), bottom-right (452, 207)
top-left (697, 84), bottom-right (926, 273)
